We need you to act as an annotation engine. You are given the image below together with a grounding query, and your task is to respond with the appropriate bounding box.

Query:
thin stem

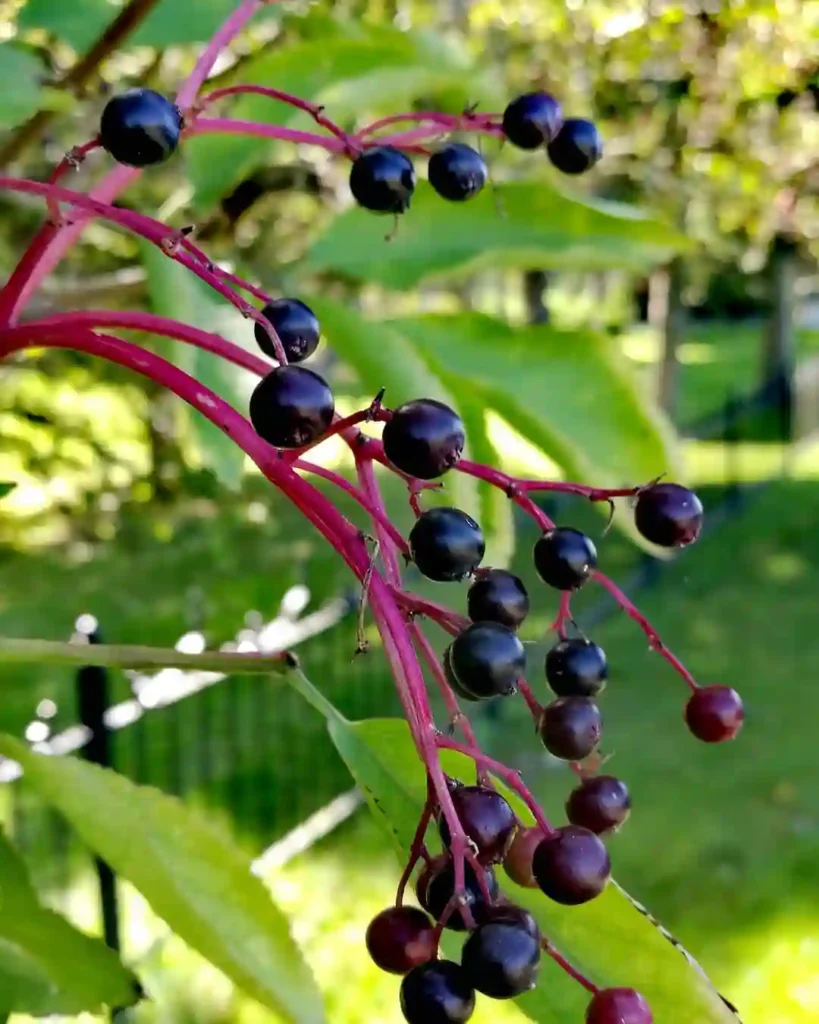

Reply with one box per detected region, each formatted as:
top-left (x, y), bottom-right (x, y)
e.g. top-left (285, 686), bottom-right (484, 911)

top-left (541, 940), bottom-right (599, 994)
top-left (549, 592), bottom-right (573, 637)
top-left (453, 459), bottom-right (556, 531)
top-left (518, 680), bottom-right (544, 721)
top-left (287, 665), bottom-right (346, 722)
top-left (390, 590), bottom-right (468, 635)
top-left (517, 480), bottom-right (641, 501)
top-left (395, 779), bottom-right (434, 906)
top-left (190, 117), bottom-right (349, 152)
top-left (355, 456), bottom-right (404, 586)
top-left (48, 139), bottom-right (101, 186)
top-left (410, 622), bottom-right (478, 747)
top-left (194, 84), bottom-right (351, 144)
top-left (359, 110), bottom-right (497, 137)
top-left (284, 406), bottom-right (388, 461)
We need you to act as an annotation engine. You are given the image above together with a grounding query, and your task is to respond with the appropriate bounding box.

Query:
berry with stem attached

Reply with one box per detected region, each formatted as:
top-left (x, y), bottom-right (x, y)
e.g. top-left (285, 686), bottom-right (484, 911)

top-left (254, 298), bottom-right (320, 363)
top-left (420, 857), bottom-right (499, 931)
top-left (539, 696), bottom-right (602, 761)
top-left (449, 622), bottom-right (526, 699)
top-left (99, 88), bottom-right (182, 167)
top-left (546, 638), bottom-right (608, 697)
top-left (409, 508), bottom-right (485, 582)
top-left (566, 775), bottom-right (631, 835)
top-left (503, 827), bottom-right (544, 889)
top-left (467, 569), bottom-right (529, 629)
top-left (585, 987), bottom-right (654, 1024)
top-left (533, 825), bottom-right (611, 905)
top-left (547, 118), bottom-right (603, 175)
top-left (502, 92), bottom-right (563, 149)
top-left (635, 483), bottom-right (704, 548)
top-left (400, 961), bottom-right (475, 1024)
top-left (461, 914), bottom-right (541, 998)
top-left (350, 146), bottom-right (416, 214)
top-left (439, 784), bottom-right (516, 864)
top-left (685, 685), bottom-right (744, 742)
top-left (249, 365), bottom-right (334, 449)
top-left (534, 528), bottom-right (598, 591)
top-left (382, 399), bottom-right (465, 479)
top-left (428, 143), bottom-right (488, 202)
top-left (365, 906), bottom-right (437, 974)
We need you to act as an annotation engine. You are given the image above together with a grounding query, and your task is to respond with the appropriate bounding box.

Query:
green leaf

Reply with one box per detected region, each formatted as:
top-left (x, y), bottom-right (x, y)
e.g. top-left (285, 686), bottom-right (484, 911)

top-left (324, 716), bottom-right (738, 1024)
top-left (17, 0), bottom-right (112, 53)
top-left (0, 483), bottom-right (15, 499)
top-left (304, 181), bottom-right (687, 288)
top-left (0, 44), bottom-right (46, 128)
top-left (0, 735), bottom-right (325, 1024)
top-left (133, 0), bottom-right (280, 47)
top-left (0, 827), bottom-right (139, 1015)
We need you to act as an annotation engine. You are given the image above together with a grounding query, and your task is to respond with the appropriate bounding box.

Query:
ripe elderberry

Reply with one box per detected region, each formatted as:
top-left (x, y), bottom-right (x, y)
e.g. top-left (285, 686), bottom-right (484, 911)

top-left (420, 857), bottom-right (499, 931)
top-left (546, 637), bottom-right (608, 697)
top-left (443, 645), bottom-right (480, 703)
top-left (539, 696), bottom-right (602, 761)
top-left (439, 784), bottom-right (516, 864)
top-left (409, 508), bottom-right (485, 582)
top-left (467, 569), bottom-right (529, 630)
top-left (253, 298), bottom-right (320, 363)
top-left (533, 825), bottom-right (611, 905)
top-left (635, 482), bottom-right (704, 548)
top-left (249, 365), bottom-right (334, 449)
top-left (428, 143), bottom-right (487, 202)
top-left (365, 906), bottom-right (436, 975)
top-left (400, 960), bottom-right (475, 1024)
top-left (503, 827), bottom-right (544, 889)
top-left (461, 914), bottom-right (541, 998)
top-left (534, 527), bottom-right (598, 591)
top-left (449, 622), bottom-right (526, 699)
top-left (685, 685), bottom-right (744, 742)
top-left (502, 92), bottom-right (563, 149)
top-left (382, 399), bottom-right (465, 480)
top-left (349, 146), bottom-right (416, 214)
top-left (99, 89), bottom-right (182, 167)
top-left (585, 987), bottom-right (654, 1024)
top-left (474, 901), bottom-right (540, 940)
top-left (566, 775), bottom-right (631, 835)
top-left (547, 118), bottom-right (603, 175)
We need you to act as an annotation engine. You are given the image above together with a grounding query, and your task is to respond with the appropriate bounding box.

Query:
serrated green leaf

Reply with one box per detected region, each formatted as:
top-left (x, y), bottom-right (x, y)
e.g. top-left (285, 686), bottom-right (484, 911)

top-left (0, 736), bottom-right (324, 1023)
top-left (304, 181), bottom-right (688, 288)
top-left (0, 827), bottom-right (139, 1015)
top-left (0, 44), bottom-right (46, 128)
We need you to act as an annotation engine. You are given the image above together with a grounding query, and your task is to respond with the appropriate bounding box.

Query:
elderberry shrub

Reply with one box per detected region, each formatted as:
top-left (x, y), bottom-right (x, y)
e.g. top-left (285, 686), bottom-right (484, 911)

top-left (547, 118), bottom-right (603, 175)
top-left (365, 906), bottom-right (436, 975)
top-left (685, 685), bottom-right (744, 742)
top-left (502, 91), bottom-right (563, 149)
top-left (461, 913), bottom-right (541, 998)
top-left (534, 527), bottom-right (598, 590)
top-left (349, 146), bottom-right (416, 213)
top-left (419, 856), bottom-right (499, 931)
top-left (449, 621), bottom-right (526, 699)
top-left (439, 784), bottom-right (516, 864)
top-left (503, 826), bottom-right (544, 889)
top-left (533, 825), bottom-right (611, 905)
top-left (546, 637), bottom-right (608, 697)
top-left (428, 143), bottom-right (488, 202)
top-left (253, 298), bottom-right (320, 363)
top-left (467, 569), bottom-right (530, 630)
top-left (539, 696), bottom-right (602, 761)
top-left (382, 398), bottom-right (465, 480)
top-left (566, 775), bottom-right (631, 835)
top-left (249, 365), bottom-right (334, 449)
top-left (585, 987), bottom-right (654, 1024)
top-left (635, 482), bottom-right (704, 548)
top-left (409, 507), bottom-right (485, 582)
top-left (99, 88), bottom-right (182, 167)
top-left (400, 960), bottom-right (476, 1024)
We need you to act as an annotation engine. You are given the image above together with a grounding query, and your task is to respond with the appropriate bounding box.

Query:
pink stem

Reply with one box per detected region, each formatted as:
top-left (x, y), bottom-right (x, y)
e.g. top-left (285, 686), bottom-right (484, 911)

top-left (190, 116), bottom-right (349, 152)
top-left (395, 778), bottom-right (434, 906)
top-left (355, 455), bottom-right (404, 586)
top-left (48, 138), bottom-right (101, 187)
top-left (410, 622), bottom-right (478, 748)
top-left (359, 110), bottom-right (499, 137)
top-left (549, 592), bottom-right (573, 637)
top-left (377, 123), bottom-right (505, 149)
top-left (518, 680), bottom-right (544, 721)
top-left (284, 406), bottom-right (388, 462)
top-left (518, 480), bottom-right (641, 501)
top-left (194, 84), bottom-right (351, 144)
top-left (390, 590), bottom-right (468, 635)
top-left (542, 941), bottom-right (599, 994)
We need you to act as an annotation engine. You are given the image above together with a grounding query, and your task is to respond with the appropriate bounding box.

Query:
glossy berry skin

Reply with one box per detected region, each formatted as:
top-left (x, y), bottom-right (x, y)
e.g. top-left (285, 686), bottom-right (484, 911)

top-left (534, 528), bottom-right (598, 591)
top-left (365, 906), bottom-right (436, 974)
top-left (461, 916), bottom-right (541, 999)
top-left (539, 697), bottom-right (602, 761)
top-left (443, 645), bottom-right (480, 703)
top-left (474, 901), bottom-right (540, 940)
top-left (449, 622), bottom-right (526, 699)
top-left (382, 399), bottom-right (465, 480)
top-left (503, 827), bottom-right (544, 889)
top-left (546, 638), bottom-right (608, 697)
top-left (586, 987), bottom-right (654, 1024)
top-left (428, 143), bottom-right (487, 201)
top-left (415, 854), bottom-right (448, 909)
top-left (99, 89), bottom-right (182, 167)
top-left (547, 118), bottom-right (603, 175)
top-left (350, 146), bottom-right (416, 213)
top-left (254, 298), bottom-right (320, 363)
top-left (420, 857), bottom-right (499, 931)
top-left (409, 508), bottom-right (485, 582)
top-left (467, 570), bottom-right (530, 630)
top-left (400, 960), bottom-right (475, 1024)
top-left (249, 365), bottom-right (334, 449)
top-left (502, 92), bottom-right (563, 149)
top-left (439, 785), bottom-right (516, 864)
top-left (533, 825), bottom-right (611, 905)
top-left (635, 483), bottom-right (704, 548)
top-left (566, 775), bottom-right (631, 835)
top-left (685, 685), bottom-right (744, 742)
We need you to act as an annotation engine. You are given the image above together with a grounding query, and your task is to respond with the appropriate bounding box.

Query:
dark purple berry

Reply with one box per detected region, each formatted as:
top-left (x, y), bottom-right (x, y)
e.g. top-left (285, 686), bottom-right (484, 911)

top-left (533, 825), bottom-right (611, 905)
top-left (428, 143), bottom-right (487, 201)
top-left (473, 901), bottom-right (540, 940)
top-left (100, 88), bottom-right (182, 167)
top-left (467, 570), bottom-right (529, 629)
top-left (415, 854), bottom-right (447, 909)
top-left (534, 527), bottom-right (598, 591)
top-left (685, 685), bottom-right (744, 742)
top-left (449, 622), bottom-right (526, 699)
top-left (365, 906), bottom-right (436, 974)
top-left (350, 146), bottom-right (416, 214)
top-left (539, 697), bottom-right (601, 761)
top-left (420, 857), bottom-right (499, 931)
top-left (461, 915), bottom-right (541, 998)
top-left (439, 785), bottom-right (516, 864)
top-left (502, 827), bottom-right (544, 889)
top-left (635, 483), bottom-right (703, 548)
top-left (545, 638), bottom-right (607, 697)
top-left (409, 508), bottom-right (485, 582)
top-left (443, 645), bottom-right (480, 703)
top-left (502, 91), bottom-right (563, 149)
top-left (382, 399), bottom-right (465, 480)
top-left (400, 960), bottom-right (475, 1024)
top-left (253, 298), bottom-right (320, 363)
top-left (547, 118), bottom-right (603, 175)
top-left (586, 987), bottom-right (653, 1023)
top-left (249, 365), bottom-right (334, 449)
top-left (566, 775), bottom-right (631, 835)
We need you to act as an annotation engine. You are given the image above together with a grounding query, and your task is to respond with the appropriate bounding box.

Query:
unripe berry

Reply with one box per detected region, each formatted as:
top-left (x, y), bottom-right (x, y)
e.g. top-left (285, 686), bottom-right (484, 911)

top-left (585, 987), bottom-right (653, 1023)
top-left (365, 906), bottom-right (436, 974)
top-left (685, 685), bottom-right (744, 742)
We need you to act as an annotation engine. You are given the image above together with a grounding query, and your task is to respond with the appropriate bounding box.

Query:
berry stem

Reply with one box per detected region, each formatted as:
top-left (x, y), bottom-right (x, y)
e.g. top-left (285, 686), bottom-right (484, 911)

top-left (541, 940), bottom-right (599, 994)
top-left (194, 84), bottom-right (351, 145)
top-left (284, 406), bottom-right (390, 461)
top-left (355, 455), bottom-right (405, 586)
top-left (549, 592), bottom-right (573, 637)
top-left (48, 138), bottom-right (101, 186)
top-left (410, 622), bottom-right (479, 748)
top-left (395, 777), bottom-right (435, 906)
top-left (518, 680), bottom-right (544, 721)
top-left (389, 590), bottom-right (468, 635)
top-left (190, 116), bottom-right (349, 152)
top-left (518, 480), bottom-right (641, 502)
top-left (453, 459), bottom-right (556, 531)
top-left (358, 110), bottom-right (498, 137)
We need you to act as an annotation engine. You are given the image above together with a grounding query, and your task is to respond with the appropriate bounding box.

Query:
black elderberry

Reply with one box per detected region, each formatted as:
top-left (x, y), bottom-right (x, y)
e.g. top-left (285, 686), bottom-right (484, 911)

top-left (539, 696), bottom-right (602, 761)
top-left (428, 143), bottom-right (487, 201)
top-left (547, 118), bottom-right (603, 175)
top-left (449, 622), bottom-right (526, 699)
top-left (566, 775), bottom-right (631, 835)
top-left (400, 960), bottom-right (475, 1024)
top-left (443, 645), bottom-right (481, 703)
top-left (534, 527), bottom-right (598, 591)
top-left (502, 92), bottom-right (563, 149)
top-left (533, 825), bottom-right (611, 905)
top-left (545, 638), bottom-right (608, 697)
top-left (409, 508), bottom-right (485, 582)
top-left (439, 784), bottom-right (516, 864)
top-left (350, 146), bottom-right (416, 214)
top-left (382, 399), bottom-right (465, 480)
top-left (249, 365), bottom-right (334, 449)
top-left (461, 913), bottom-right (541, 998)
top-left (253, 298), bottom-right (320, 363)
top-left (634, 482), bottom-right (703, 548)
top-left (467, 570), bottom-right (529, 630)
top-left (420, 857), bottom-right (499, 931)
top-left (99, 89), bottom-right (182, 167)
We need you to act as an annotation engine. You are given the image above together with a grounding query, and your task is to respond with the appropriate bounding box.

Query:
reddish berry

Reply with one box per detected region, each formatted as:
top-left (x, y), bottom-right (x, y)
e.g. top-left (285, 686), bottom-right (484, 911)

top-left (566, 775), bottom-right (631, 835)
top-left (449, 622), bottom-right (526, 699)
top-left (533, 825), bottom-right (611, 905)
top-left (586, 987), bottom-right (653, 1023)
top-left (365, 906), bottom-right (436, 974)
top-left (467, 569), bottom-right (530, 630)
top-left (439, 784), bottom-right (516, 864)
top-left (539, 697), bottom-right (602, 761)
top-left (634, 483), bottom-right (703, 548)
top-left (503, 827), bottom-right (544, 889)
top-left (502, 92), bottom-right (563, 149)
top-left (685, 685), bottom-right (744, 742)
top-left (409, 508), bottom-right (485, 582)
top-left (382, 399), bottom-right (465, 480)
top-left (249, 365), bottom-right (334, 449)
top-left (547, 118), bottom-right (603, 175)
top-left (461, 915), bottom-right (541, 998)
top-left (534, 527), bottom-right (598, 590)
top-left (546, 638), bottom-right (608, 697)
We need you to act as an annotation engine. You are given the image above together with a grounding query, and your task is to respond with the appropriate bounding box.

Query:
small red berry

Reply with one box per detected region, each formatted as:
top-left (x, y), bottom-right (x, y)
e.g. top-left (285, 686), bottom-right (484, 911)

top-left (685, 685), bottom-right (744, 742)
top-left (533, 825), bottom-right (611, 905)
top-left (503, 827), bottom-right (544, 889)
top-left (365, 906), bottom-right (436, 974)
top-left (585, 986), bottom-right (653, 1023)
top-left (566, 775), bottom-right (631, 835)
